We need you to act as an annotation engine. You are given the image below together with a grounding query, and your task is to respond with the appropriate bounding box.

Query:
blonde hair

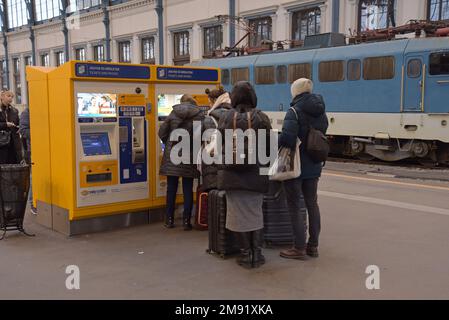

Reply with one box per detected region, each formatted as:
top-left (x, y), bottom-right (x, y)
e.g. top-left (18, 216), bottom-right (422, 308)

top-left (290, 78), bottom-right (313, 98)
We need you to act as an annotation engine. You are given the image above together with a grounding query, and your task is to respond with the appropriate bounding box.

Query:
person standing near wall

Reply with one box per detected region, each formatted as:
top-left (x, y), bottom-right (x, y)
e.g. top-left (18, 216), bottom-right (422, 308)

top-left (0, 89), bottom-right (23, 165)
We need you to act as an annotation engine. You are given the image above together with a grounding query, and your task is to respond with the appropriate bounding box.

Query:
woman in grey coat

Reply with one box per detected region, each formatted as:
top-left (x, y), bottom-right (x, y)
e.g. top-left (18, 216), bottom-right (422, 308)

top-left (159, 94), bottom-right (204, 230)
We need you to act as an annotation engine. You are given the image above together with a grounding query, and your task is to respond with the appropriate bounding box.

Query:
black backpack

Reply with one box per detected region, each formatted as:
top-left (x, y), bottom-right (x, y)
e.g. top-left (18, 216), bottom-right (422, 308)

top-left (290, 107), bottom-right (329, 163)
top-left (305, 125), bottom-right (329, 163)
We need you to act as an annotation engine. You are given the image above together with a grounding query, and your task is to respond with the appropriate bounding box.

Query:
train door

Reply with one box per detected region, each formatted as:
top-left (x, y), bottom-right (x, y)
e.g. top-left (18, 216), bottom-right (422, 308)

top-left (403, 55), bottom-right (425, 112)
top-left (425, 51), bottom-right (449, 113)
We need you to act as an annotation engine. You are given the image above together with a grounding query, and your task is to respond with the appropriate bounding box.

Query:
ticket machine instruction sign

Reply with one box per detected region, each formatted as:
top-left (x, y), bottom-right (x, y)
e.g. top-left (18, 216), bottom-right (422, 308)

top-left (75, 63), bottom-right (151, 79)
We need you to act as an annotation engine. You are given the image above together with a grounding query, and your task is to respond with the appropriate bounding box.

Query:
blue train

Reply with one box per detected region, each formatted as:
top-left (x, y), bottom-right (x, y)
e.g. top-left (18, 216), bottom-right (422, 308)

top-left (192, 36), bottom-right (449, 164)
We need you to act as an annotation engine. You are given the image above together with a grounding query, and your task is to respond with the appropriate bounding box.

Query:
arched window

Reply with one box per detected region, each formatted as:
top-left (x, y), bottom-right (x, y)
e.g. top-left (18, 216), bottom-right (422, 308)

top-left (428, 0), bottom-right (449, 21)
top-left (358, 0), bottom-right (396, 32)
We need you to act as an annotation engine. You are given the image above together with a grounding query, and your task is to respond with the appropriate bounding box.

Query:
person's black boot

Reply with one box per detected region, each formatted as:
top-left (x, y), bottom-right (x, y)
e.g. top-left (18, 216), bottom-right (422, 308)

top-left (183, 217), bottom-right (192, 231)
top-left (251, 229), bottom-right (266, 268)
top-left (235, 232), bottom-right (252, 269)
top-left (164, 216), bottom-right (175, 228)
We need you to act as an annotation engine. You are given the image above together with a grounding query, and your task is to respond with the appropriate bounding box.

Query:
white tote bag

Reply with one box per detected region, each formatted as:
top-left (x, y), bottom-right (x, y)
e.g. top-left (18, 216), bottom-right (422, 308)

top-left (268, 138), bottom-right (301, 181)
top-left (196, 116), bottom-right (219, 173)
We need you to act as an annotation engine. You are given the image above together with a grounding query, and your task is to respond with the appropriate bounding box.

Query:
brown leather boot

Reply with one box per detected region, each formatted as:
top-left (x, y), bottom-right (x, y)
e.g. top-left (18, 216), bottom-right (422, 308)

top-left (280, 247), bottom-right (308, 260)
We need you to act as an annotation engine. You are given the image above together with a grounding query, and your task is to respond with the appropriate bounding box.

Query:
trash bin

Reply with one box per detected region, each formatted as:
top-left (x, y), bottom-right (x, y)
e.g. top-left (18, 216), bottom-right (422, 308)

top-left (0, 164), bottom-right (34, 239)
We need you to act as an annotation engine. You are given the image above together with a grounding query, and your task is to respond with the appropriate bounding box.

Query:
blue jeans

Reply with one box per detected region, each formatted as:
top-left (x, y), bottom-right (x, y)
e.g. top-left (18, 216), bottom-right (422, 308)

top-left (166, 176), bottom-right (194, 221)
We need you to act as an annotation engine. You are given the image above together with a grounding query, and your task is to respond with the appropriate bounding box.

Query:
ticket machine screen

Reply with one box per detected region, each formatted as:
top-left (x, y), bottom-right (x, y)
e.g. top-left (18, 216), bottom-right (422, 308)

top-left (157, 94), bottom-right (183, 118)
top-left (81, 132), bottom-right (112, 156)
top-left (77, 93), bottom-right (117, 117)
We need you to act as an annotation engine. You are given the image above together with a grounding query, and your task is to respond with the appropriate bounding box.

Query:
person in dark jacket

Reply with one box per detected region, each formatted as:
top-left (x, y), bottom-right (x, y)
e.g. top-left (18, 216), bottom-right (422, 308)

top-left (200, 87), bottom-right (231, 191)
top-left (159, 94), bottom-right (204, 230)
top-left (278, 78), bottom-right (328, 260)
top-left (0, 89), bottom-right (23, 164)
top-left (217, 81), bottom-right (272, 269)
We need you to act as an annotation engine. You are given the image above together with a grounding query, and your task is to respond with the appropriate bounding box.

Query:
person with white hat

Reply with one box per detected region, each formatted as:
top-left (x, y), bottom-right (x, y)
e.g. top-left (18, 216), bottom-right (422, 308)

top-left (278, 78), bottom-right (328, 260)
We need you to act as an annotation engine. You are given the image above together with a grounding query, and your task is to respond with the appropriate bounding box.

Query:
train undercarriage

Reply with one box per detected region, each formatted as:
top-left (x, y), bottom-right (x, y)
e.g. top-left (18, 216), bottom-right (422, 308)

top-left (329, 136), bottom-right (449, 166)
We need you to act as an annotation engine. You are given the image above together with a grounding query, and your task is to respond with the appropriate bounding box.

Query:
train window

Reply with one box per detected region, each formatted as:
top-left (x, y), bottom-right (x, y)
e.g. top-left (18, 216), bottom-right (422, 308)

top-left (429, 52), bottom-right (449, 75)
top-left (221, 69), bottom-right (230, 85)
top-left (363, 56), bottom-right (395, 80)
top-left (276, 65), bottom-right (287, 83)
top-left (288, 63), bottom-right (312, 83)
top-left (347, 59), bottom-right (361, 81)
top-left (407, 59), bottom-right (422, 78)
top-left (255, 66), bottom-right (275, 84)
top-left (231, 67), bottom-right (249, 85)
top-left (319, 60), bottom-right (345, 82)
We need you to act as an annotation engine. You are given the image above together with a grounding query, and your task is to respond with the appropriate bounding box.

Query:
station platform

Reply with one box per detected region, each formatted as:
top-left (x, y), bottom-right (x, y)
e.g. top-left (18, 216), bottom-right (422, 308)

top-left (1, 163), bottom-right (449, 299)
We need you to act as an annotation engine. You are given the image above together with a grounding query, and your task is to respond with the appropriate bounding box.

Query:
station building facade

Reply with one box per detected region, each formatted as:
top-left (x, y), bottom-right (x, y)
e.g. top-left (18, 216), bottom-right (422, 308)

top-left (0, 0), bottom-right (446, 108)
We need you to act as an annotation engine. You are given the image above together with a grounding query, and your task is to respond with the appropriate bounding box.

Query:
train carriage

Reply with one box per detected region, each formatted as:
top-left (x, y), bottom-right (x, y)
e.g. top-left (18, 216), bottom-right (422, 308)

top-left (192, 36), bottom-right (449, 164)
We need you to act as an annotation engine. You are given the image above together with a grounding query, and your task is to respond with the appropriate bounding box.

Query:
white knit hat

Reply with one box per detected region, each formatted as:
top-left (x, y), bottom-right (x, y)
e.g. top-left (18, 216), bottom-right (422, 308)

top-left (290, 78), bottom-right (313, 98)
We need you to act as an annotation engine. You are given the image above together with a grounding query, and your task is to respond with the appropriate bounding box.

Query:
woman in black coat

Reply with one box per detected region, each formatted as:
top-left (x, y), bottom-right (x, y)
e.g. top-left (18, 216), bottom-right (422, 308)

top-left (0, 90), bottom-right (23, 164)
top-left (217, 81), bottom-right (272, 269)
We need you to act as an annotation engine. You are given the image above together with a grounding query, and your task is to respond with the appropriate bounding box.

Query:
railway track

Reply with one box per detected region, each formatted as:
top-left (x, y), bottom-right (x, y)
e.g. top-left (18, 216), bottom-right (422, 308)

top-left (327, 155), bottom-right (449, 170)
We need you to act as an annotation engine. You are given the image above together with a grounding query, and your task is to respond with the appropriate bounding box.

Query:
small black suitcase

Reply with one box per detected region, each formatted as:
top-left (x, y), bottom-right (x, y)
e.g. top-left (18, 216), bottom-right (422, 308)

top-left (207, 190), bottom-right (240, 258)
top-left (263, 181), bottom-right (306, 247)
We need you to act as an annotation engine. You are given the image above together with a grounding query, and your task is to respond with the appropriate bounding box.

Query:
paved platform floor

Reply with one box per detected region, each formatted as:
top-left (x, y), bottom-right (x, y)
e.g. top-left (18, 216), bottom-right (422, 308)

top-left (1, 163), bottom-right (449, 299)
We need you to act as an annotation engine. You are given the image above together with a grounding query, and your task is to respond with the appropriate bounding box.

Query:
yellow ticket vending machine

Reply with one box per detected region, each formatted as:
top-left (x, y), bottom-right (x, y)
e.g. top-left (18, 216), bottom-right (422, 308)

top-left (26, 61), bottom-right (219, 235)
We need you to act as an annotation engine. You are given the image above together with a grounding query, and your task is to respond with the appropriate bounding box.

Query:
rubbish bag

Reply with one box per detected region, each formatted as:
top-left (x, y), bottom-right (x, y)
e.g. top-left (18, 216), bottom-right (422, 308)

top-left (0, 164), bottom-right (30, 228)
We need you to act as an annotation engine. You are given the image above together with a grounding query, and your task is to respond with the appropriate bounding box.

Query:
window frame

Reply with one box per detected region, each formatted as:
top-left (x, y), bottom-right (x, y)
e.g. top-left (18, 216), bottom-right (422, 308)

top-left (173, 30), bottom-right (190, 65)
top-left (248, 16), bottom-right (272, 47)
top-left (55, 51), bottom-right (66, 67)
top-left (407, 59), bottom-right (422, 78)
top-left (427, 0), bottom-right (449, 21)
top-left (255, 65), bottom-right (275, 85)
top-left (141, 37), bottom-right (155, 64)
top-left (319, 60), bottom-right (345, 82)
top-left (288, 63), bottom-right (312, 83)
top-left (118, 40), bottom-right (131, 63)
top-left (74, 47), bottom-right (87, 61)
top-left (231, 67), bottom-right (249, 85)
top-left (0, 60), bottom-right (7, 90)
top-left (203, 25), bottom-right (223, 58)
top-left (7, 0), bottom-right (28, 29)
top-left (12, 57), bottom-right (21, 104)
top-left (40, 53), bottom-right (50, 67)
top-left (93, 44), bottom-right (105, 62)
top-left (291, 7), bottom-right (321, 42)
top-left (358, 0), bottom-right (396, 32)
top-left (363, 56), bottom-right (396, 80)
top-left (24, 55), bottom-right (33, 66)
top-left (429, 51), bottom-right (449, 76)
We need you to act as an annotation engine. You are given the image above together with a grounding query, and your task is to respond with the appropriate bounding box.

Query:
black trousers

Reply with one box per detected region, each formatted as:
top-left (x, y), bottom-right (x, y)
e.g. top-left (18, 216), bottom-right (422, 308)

top-left (283, 178), bottom-right (321, 249)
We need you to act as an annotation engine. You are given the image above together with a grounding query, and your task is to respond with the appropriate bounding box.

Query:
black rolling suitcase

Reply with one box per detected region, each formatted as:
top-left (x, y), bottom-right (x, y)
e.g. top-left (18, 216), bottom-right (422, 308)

top-left (207, 190), bottom-right (240, 258)
top-left (263, 181), bottom-right (306, 247)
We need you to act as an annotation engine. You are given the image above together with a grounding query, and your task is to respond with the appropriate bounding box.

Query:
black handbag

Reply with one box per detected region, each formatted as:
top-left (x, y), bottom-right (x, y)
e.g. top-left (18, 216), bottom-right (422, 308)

top-left (0, 130), bottom-right (11, 147)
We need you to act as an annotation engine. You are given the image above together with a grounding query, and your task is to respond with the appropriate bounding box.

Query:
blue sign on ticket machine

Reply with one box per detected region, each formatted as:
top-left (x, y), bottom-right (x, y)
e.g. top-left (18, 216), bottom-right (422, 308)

top-left (118, 96), bottom-right (147, 185)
